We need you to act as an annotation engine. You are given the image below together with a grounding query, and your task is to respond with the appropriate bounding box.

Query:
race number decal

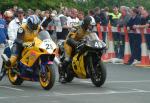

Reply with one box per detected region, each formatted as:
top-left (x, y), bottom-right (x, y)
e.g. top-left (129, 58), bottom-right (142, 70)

top-left (94, 41), bottom-right (103, 48)
top-left (40, 39), bottom-right (57, 54)
top-left (45, 43), bottom-right (53, 50)
top-left (95, 42), bottom-right (99, 48)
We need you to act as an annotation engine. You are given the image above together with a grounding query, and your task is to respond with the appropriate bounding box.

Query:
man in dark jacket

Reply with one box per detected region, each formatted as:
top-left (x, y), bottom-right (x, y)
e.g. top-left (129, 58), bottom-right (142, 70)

top-left (126, 8), bottom-right (141, 65)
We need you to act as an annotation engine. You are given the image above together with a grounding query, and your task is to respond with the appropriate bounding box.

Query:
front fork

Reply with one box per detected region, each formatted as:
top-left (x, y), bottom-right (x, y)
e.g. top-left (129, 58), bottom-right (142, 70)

top-left (88, 56), bottom-right (95, 75)
top-left (40, 61), bottom-right (53, 74)
top-left (88, 54), bottom-right (100, 77)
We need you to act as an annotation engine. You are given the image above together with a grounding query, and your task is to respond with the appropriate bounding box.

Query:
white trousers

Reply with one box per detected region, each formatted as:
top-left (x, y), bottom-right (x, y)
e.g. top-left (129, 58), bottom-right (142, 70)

top-left (0, 44), bottom-right (5, 72)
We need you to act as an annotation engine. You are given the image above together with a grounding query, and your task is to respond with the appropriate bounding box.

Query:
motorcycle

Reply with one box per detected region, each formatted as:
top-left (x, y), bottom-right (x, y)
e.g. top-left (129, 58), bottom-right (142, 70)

top-left (58, 32), bottom-right (107, 87)
top-left (2, 32), bottom-right (57, 90)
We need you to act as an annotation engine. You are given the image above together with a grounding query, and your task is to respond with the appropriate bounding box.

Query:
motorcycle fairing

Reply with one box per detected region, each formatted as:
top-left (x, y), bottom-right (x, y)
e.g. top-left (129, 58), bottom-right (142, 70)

top-left (20, 48), bottom-right (48, 67)
top-left (72, 53), bottom-right (86, 78)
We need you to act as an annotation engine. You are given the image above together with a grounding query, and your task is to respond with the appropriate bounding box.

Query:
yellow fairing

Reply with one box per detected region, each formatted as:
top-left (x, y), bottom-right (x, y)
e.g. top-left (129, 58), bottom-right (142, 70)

top-left (72, 54), bottom-right (86, 78)
top-left (20, 38), bottom-right (48, 67)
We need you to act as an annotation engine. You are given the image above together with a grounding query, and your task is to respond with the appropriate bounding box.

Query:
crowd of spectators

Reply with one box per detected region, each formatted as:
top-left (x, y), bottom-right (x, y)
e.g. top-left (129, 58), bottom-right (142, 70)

top-left (0, 5), bottom-right (150, 66)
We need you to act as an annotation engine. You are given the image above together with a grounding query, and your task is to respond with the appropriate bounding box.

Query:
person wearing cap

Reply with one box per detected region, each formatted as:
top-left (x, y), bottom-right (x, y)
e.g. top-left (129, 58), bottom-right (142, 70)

top-left (8, 8), bottom-right (26, 42)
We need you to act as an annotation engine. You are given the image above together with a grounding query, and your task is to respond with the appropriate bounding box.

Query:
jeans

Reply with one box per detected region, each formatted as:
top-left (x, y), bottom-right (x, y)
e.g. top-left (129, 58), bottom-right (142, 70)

top-left (113, 32), bottom-right (125, 59)
top-left (145, 34), bottom-right (150, 50)
top-left (102, 32), bottom-right (107, 43)
top-left (0, 44), bottom-right (5, 72)
top-left (128, 33), bottom-right (141, 62)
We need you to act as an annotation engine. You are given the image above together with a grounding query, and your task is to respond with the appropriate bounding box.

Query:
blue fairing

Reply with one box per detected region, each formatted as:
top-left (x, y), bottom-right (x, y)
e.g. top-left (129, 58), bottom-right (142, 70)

top-left (19, 62), bottom-right (39, 81)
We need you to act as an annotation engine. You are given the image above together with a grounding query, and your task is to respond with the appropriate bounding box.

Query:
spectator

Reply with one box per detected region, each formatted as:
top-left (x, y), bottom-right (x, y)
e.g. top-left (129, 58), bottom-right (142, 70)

top-left (26, 9), bottom-right (34, 17)
top-left (109, 5), bottom-right (122, 58)
top-left (100, 9), bottom-right (109, 43)
top-left (116, 6), bottom-right (131, 60)
top-left (69, 8), bottom-right (79, 27)
top-left (94, 7), bottom-right (101, 23)
top-left (109, 5), bottom-right (122, 26)
top-left (8, 8), bottom-right (26, 42)
top-left (3, 10), bottom-right (14, 25)
top-left (0, 16), bottom-right (8, 79)
top-left (41, 10), bottom-right (51, 30)
top-left (56, 9), bottom-right (67, 40)
top-left (118, 6), bottom-right (131, 27)
top-left (126, 8), bottom-right (142, 65)
top-left (48, 10), bottom-right (60, 42)
top-left (88, 9), bottom-right (95, 17)
top-left (77, 10), bottom-right (84, 25)
top-left (140, 10), bottom-right (150, 55)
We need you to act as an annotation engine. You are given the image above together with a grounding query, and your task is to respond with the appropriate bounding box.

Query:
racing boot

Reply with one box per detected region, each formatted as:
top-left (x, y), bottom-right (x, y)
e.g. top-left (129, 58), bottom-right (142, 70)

top-left (1, 54), bottom-right (17, 69)
top-left (58, 60), bottom-right (70, 83)
top-left (58, 63), bottom-right (66, 83)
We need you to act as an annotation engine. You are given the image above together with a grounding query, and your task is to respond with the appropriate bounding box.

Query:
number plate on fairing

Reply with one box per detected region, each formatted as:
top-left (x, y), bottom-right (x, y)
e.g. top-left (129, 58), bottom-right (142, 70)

top-left (40, 39), bottom-right (57, 54)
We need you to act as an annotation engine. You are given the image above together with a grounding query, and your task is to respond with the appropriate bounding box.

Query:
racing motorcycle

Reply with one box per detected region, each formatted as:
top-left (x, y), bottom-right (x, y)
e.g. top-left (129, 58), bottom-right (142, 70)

top-left (2, 32), bottom-right (57, 90)
top-left (58, 32), bottom-right (107, 87)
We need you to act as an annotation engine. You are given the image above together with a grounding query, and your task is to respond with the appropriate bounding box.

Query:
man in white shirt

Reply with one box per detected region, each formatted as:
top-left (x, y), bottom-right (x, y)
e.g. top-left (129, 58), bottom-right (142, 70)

top-left (8, 8), bottom-right (26, 42)
top-left (67, 8), bottom-right (80, 28)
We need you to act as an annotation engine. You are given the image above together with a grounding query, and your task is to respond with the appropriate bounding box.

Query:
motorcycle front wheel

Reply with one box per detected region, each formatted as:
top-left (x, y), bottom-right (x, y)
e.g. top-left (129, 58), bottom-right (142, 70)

top-left (39, 64), bottom-right (56, 90)
top-left (89, 56), bottom-right (107, 87)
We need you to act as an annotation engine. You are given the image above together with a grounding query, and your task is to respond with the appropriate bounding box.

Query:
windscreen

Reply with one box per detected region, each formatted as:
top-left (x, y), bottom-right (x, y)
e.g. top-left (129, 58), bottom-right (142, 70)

top-left (38, 30), bottom-right (52, 41)
top-left (83, 32), bottom-right (100, 41)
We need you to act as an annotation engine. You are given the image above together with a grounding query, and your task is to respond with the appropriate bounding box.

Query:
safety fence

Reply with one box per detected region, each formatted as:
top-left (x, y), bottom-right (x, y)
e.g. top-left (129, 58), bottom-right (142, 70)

top-left (96, 23), bottom-right (150, 67)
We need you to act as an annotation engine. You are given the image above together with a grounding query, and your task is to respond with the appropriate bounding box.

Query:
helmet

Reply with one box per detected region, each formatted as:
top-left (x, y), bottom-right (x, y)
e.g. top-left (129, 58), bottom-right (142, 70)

top-left (27, 15), bottom-right (40, 30)
top-left (81, 16), bottom-right (96, 31)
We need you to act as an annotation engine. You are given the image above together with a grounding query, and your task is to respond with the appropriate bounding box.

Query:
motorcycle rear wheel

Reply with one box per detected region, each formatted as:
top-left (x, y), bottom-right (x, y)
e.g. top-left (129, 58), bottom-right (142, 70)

top-left (8, 68), bottom-right (23, 85)
top-left (64, 64), bottom-right (74, 83)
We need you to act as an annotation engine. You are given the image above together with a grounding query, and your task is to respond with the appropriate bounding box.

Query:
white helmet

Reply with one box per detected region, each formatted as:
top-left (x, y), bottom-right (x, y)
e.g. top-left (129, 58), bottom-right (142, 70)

top-left (82, 16), bottom-right (96, 31)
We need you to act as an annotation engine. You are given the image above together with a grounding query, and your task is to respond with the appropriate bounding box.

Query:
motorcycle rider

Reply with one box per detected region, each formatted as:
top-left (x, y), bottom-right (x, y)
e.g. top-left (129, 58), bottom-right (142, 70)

top-left (4, 15), bottom-right (41, 68)
top-left (59, 16), bottom-right (96, 83)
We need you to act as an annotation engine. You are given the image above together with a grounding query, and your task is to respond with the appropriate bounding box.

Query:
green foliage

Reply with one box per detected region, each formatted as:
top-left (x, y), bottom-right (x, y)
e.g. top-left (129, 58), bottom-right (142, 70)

top-left (0, 0), bottom-right (150, 12)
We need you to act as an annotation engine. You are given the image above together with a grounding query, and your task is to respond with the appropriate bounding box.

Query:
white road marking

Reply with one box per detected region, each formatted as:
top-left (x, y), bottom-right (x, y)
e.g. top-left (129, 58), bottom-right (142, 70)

top-left (53, 89), bottom-right (150, 96)
top-left (107, 80), bottom-right (150, 83)
top-left (0, 89), bottom-right (150, 100)
top-left (78, 80), bottom-right (150, 84)
top-left (0, 86), bottom-right (24, 91)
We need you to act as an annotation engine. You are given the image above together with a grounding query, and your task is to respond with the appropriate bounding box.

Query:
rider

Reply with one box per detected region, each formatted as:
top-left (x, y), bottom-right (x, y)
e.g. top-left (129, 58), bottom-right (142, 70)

top-left (4, 15), bottom-right (41, 68)
top-left (59, 16), bottom-right (96, 83)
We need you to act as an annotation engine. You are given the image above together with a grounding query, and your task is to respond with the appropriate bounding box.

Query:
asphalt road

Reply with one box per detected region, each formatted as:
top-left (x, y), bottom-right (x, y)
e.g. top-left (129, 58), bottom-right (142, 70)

top-left (0, 63), bottom-right (150, 103)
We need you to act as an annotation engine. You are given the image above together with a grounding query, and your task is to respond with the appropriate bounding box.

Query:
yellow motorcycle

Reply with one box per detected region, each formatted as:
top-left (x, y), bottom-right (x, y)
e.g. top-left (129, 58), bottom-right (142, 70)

top-left (58, 33), bottom-right (107, 87)
top-left (2, 32), bottom-right (57, 90)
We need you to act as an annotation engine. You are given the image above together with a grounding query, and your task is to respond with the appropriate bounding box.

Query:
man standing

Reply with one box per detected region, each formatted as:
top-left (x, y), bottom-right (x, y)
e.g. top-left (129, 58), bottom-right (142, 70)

top-left (109, 6), bottom-right (122, 58)
top-left (8, 8), bottom-right (26, 42)
top-left (0, 15), bottom-right (8, 80)
top-left (117, 6), bottom-right (131, 60)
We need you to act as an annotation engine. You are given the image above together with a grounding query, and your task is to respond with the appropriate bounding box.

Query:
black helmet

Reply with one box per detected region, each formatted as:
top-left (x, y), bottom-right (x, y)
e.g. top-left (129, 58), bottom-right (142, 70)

top-left (81, 16), bottom-right (96, 30)
top-left (27, 15), bottom-right (40, 30)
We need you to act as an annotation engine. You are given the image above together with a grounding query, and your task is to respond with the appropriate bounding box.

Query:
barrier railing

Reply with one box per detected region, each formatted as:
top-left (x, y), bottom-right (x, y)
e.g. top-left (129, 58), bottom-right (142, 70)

top-left (96, 24), bottom-right (150, 67)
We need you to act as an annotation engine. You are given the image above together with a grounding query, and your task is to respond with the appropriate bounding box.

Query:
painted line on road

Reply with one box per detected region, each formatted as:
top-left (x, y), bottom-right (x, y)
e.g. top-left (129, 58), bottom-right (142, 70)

top-left (0, 89), bottom-right (150, 99)
top-left (77, 80), bottom-right (150, 84)
top-left (107, 80), bottom-right (150, 83)
top-left (53, 89), bottom-right (150, 96)
top-left (0, 86), bottom-right (24, 91)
